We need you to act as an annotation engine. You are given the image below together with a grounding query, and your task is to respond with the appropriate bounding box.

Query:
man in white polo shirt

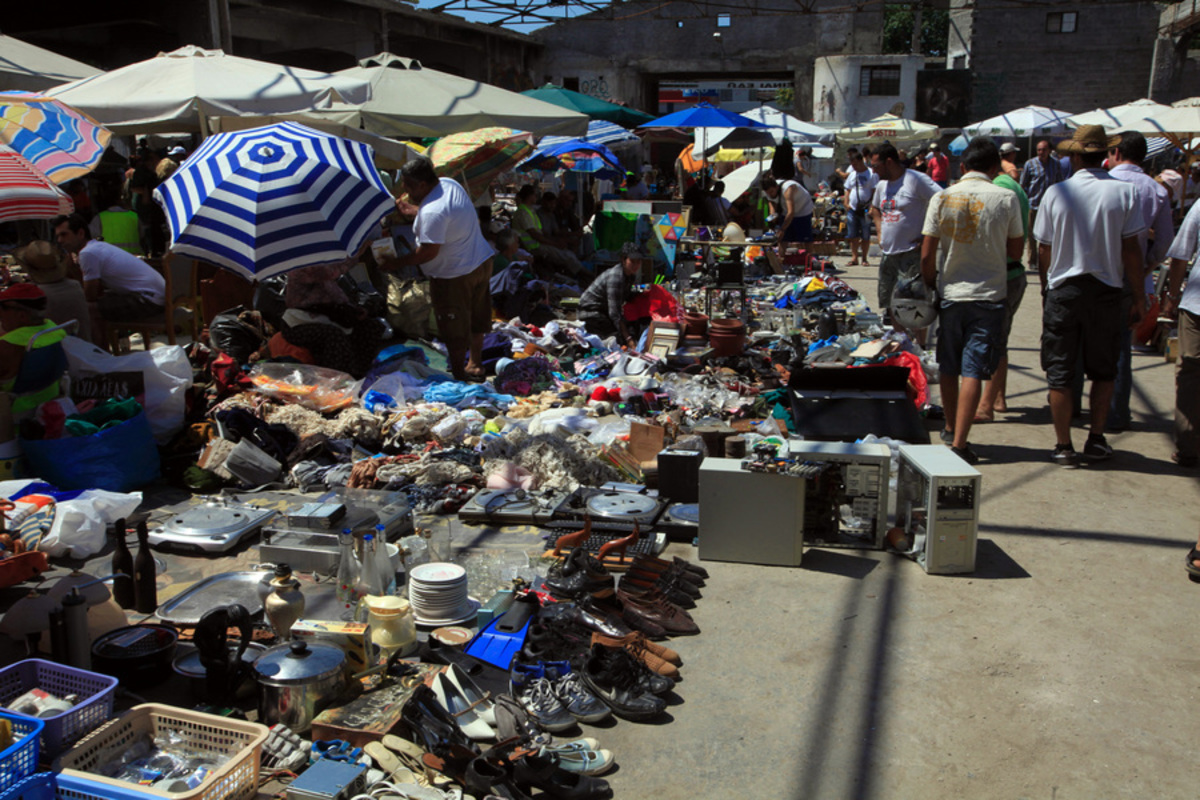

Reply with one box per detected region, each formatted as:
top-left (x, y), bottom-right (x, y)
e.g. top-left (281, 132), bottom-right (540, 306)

top-left (1032, 125), bottom-right (1145, 466)
top-left (1161, 194), bottom-right (1200, 469)
top-left (53, 213), bottom-right (165, 346)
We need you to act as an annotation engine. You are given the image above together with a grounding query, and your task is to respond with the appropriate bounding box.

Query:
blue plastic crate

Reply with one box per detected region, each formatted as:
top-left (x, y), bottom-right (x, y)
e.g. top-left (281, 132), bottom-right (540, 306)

top-left (0, 711), bottom-right (43, 797)
top-left (53, 774), bottom-right (148, 800)
top-left (0, 773), bottom-right (54, 800)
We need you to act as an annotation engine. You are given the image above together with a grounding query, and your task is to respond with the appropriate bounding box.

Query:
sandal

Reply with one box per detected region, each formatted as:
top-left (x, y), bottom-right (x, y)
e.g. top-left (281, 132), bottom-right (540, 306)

top-left (1186, 548), bottom-right (1200, 580)
top-left (363, 742), bottom-right (420, 785)
top-left (379, 735), bottom-right (451, 788)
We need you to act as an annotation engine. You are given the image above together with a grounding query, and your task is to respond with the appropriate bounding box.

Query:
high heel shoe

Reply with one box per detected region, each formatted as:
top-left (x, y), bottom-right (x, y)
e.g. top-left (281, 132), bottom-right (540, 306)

top-left (400, 684), bottom-right (477, 754)
top-left (432, 670), bottom-right (495, 741)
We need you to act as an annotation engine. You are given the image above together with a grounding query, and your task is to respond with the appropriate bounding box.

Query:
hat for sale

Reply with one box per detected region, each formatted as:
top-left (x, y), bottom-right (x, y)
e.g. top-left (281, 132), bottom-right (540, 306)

top-left (999, 142), bottom-right (1018, 154)
top-left (1057, 124), bottom-right (1118, 154)
top-left (12, 240), bottom-right (67, 284)
top-left (0, 282), bottom-right (47, 305)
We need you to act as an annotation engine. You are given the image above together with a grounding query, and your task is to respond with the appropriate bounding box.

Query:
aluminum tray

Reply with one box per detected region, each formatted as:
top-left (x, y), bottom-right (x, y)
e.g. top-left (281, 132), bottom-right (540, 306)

top-left (156, 571), bottom-right (271, 625)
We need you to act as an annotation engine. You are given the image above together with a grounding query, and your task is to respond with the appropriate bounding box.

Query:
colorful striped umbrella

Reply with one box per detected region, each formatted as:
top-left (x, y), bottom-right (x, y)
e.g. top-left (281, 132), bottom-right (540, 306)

top-left (0, 143), bottom-right (72, 221)
top-left (153, 121), bottom-right (395, 281)
top-left (0, 91), bottom-right (110, 184)
top-left (536, 120), bottom-right (639, 150)
top-left (427, 127), bottom-right (534, 199)
top-left (519, 138), bottom-right (624, 181)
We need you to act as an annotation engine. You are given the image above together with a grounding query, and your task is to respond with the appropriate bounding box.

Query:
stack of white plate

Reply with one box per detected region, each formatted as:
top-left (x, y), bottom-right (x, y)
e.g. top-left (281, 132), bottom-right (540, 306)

top-left (408, 562), bottom-right (479, 626)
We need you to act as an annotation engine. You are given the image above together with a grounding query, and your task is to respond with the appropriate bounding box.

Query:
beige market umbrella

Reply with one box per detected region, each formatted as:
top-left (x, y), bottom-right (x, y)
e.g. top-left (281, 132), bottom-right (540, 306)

top-left (327, 53), bottom-right (587, 139)
top-left (46, 45), bottom-right (371, 135)
top-left (1064, 99), bottom-right (1173, 133)
top-left (832, 113), bottom-right (939, 147)
top-left (0, 35), bottom-right (101, 92)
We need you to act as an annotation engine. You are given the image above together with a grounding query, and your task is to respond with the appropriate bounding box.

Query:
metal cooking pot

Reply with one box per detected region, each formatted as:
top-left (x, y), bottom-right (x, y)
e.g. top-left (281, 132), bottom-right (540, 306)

top-left (254, 640), bottom-right (347, 733)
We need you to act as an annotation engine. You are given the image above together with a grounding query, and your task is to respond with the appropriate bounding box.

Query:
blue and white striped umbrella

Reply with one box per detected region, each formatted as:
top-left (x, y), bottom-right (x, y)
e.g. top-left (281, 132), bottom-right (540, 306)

top-left (537, 120), bottom-right (638, 150)
top-left (154, 121), bottom-right (395, 280)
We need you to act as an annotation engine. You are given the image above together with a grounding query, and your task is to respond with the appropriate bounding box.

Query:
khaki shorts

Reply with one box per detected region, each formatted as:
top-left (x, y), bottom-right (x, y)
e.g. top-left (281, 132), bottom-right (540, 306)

top-left (429, 258), bottom-right (493, 347)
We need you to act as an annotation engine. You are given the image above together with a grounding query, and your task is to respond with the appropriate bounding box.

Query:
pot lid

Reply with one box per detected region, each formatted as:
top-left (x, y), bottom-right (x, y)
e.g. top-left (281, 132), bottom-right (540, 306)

top-left (254, 640), bottom-right (344, 684)
top-left (174, 642), bottom-right (264, 679)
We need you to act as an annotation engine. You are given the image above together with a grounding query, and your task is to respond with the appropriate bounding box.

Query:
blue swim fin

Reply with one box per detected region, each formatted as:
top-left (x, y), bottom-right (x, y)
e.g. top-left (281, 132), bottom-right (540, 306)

top-left (465, 591), bottom-right (539, 669)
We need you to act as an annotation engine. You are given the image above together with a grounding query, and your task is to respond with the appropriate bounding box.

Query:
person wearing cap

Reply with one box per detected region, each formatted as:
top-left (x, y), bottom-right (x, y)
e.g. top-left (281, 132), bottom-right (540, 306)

top-left (53, 212), bottom-right (166, 347)
top-left (999, 142), bottom-right (1020, 180)
top-left (577, 242), bottom-right (644, 347)
top-left (1019, 139), bottom-right (1067, 269)
top-left (386, 157), bottom-right (495, 381)
top-left (0, 283), bottom-right (69, 415)
top-left (167, 145), bottom-right (187, 161)
top-left (1033, 125), bottom-right (1146, 466)
top-left (11, 241), bottom-right (90, 343)
top-left (842, 148), bottom-right (879, 267)
top-left (625, 172), bottom-right (649, 201)
top-left (920, 138), bottom-right (1024, 464)
top-left (926, 142), bottom-right (950, 188)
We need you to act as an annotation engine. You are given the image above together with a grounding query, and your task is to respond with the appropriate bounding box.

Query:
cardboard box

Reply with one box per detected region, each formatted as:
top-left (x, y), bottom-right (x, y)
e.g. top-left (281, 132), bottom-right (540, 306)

top-left (291, 619), bottom-right (371, 672)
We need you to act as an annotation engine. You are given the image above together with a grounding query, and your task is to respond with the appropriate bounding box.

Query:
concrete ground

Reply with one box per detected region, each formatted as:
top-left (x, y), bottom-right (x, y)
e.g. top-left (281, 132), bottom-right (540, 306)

top-left (9, 259), bottom-right (1197, 799)
top-left (590, 260), bottom-right (1200, 800)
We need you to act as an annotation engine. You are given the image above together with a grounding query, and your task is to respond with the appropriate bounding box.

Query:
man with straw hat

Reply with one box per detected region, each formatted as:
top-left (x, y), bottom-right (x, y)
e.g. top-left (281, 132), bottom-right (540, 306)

top-left (11, 241), bottom-right (90, 343)
top-left (1032, 125), bottom-right (1146, 467)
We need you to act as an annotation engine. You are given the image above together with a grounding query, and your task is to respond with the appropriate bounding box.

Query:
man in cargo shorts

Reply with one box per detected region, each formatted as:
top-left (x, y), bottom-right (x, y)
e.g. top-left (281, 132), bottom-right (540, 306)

top-left (389, 158), bottom-right (494, 381)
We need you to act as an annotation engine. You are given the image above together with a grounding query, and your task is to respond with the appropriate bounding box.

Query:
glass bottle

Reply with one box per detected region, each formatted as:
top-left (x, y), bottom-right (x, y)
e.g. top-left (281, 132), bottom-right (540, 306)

top-left (336, 529), bottom-right (359, 608)
top-left (133, 521), bottom-right (157, 614)
top-left (354, 534), bottom-right (384, 602)
top-left (110, 518), bottom-right (135, 609)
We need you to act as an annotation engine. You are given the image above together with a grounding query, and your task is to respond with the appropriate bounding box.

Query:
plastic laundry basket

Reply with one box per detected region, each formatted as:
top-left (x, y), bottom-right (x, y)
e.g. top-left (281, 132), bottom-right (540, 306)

top-left (0, 659), bottom-right (118, 759)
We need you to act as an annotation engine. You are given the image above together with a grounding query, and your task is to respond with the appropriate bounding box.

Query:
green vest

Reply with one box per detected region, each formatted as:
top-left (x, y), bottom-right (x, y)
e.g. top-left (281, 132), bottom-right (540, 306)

top-left (99, 210), bottom-right (142, 255)
top-left (1, 321), bottom-right (67, 415)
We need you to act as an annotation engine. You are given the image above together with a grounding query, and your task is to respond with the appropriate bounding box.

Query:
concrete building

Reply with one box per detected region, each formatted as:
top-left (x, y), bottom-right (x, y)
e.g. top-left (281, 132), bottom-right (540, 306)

top-left (946, 0), bottom-right (1162, 119)
top-left (532, 0), bottom-right (884, 119)
top-left (1, 0), bottom-right (540, 90)
top-left (813, 55), bottom-right (925, 123)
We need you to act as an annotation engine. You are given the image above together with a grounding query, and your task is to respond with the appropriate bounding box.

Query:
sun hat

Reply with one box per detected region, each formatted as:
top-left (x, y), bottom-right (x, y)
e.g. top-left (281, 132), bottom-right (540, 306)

top-left (999, 143), bottom-right (1018, 154)
top-left (0, 282), bottom-right (47, 306)
top-left (12, 241), bottom-right (67, 284)
top-left (1057, 125), bottom-right (1119, 154)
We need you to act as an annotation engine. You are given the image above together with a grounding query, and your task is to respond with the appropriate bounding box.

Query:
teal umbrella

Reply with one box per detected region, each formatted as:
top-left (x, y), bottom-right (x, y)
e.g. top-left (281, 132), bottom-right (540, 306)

top-left (521, 84), bottom-right (655, 128)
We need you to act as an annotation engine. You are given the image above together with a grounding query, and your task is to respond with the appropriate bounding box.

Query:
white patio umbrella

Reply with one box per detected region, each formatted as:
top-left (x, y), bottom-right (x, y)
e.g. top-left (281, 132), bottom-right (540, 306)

top-left (324, 53), bottom-right (587, 138)
top-left (738, 106), bottom-right (834, 144)
top-left (46, 46), bottom-right (371, 135)
top-left (0, 35), bottom-right (101, 92)
top-left (1064, 99), bottom-right (1173, 132)
top-left (833, 114), bottom-right (939, 147)
top-left (963, 105), bottom-right (1074, 138)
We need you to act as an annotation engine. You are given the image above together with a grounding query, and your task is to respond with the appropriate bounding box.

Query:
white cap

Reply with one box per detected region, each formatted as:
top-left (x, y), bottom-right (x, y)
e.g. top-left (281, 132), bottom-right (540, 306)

top-left (999, 142), bottom-right (1017, 154)
top-left (167, 146), bottom-right (187, 158)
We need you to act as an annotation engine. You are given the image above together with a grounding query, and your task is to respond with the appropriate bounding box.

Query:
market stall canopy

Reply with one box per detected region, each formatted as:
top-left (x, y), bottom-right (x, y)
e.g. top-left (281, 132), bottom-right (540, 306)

top-left (427, 127), bottom-right (535, 199)
top-left (521, 84), bottom-right (655, 128)
top-left (832, 114), bottom-right (939, 146)
top-left (519, 138), bottom-right (624, 181)
top-left (537, 119), bottom-right (639, 150)
top-left (708, 144), bottom-right (833, 164)
top-left (0, 142), bottom-right (73, 221)
top-left (0, 91), bottom-right (111, 183)
top-left (0, 35), bottom-right (101, 92)
top-left (694, 127), bottom-right (778, 157)
top-left (737, 106), bottom-right (834, 144)
top-left (45, 46), bottom-right (371, 136)
top-left (154, 121), bottom-right (395, 281)
top-left (1064, 99), bottom-right (1173, 133)
top-left (1133, 105), bottom-right (1200, 136)
top-left (963, 105), bottom-right (1074, 138)
top-left (211, 115), bottom-right (421, 170)
top-left (639, 102), bottom-right (769, 132)
top-left (328, 54), bottom-right (587, 139)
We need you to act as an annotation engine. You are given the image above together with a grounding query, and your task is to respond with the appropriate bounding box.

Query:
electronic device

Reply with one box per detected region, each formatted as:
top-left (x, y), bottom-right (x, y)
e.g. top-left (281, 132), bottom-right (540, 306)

top-left (786, 439), bottom-right (891, 550)
top-left (287, 759), bottom-right (366, 800)
top-left (458, 488), bottom-right (568, 525)
top-left (654, 503), bottom-right (700, 541)
top-left (287, 502), bottom-right (347, 530)
top-left (698, 457), bottom-right (806, 566)
top-left (896, 444), bottom-right (981, 574)
top-left (551, 484), bottom-right (666, 532)
top-left (259, 488), bottom-right (414, 573)
top-left (148, 497), bottom-right (277, 553)
top-left (657, 449), bottom-right (703, 503)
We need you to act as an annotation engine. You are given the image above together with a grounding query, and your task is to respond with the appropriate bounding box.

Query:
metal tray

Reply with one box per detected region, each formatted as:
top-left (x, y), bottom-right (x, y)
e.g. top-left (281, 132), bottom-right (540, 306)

top-left (156, 571), bottom-right (271, 625)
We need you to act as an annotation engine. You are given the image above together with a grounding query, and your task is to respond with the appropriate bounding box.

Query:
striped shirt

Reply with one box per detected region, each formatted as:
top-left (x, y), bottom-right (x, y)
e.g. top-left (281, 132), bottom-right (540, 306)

top-left (1019, 156), bottom-right (1066, 209)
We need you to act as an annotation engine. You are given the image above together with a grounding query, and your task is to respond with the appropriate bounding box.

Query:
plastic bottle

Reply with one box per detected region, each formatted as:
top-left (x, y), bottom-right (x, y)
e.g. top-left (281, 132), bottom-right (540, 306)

top-left (335, 529), bottom-right (359, 608)
top-left (354, 534), bottom-right (384, 602)
top-left (373, 524), bottom-right (396, 595)
top-left (110, 518), bottom-right (135, 609)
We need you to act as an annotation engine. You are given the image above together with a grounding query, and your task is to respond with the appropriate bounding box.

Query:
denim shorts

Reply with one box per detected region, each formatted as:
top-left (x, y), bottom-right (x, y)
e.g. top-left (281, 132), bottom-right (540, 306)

top-left (936, 300), bottom-right (1006, 379)
top-left (846, 207), bottom-right (869, 240)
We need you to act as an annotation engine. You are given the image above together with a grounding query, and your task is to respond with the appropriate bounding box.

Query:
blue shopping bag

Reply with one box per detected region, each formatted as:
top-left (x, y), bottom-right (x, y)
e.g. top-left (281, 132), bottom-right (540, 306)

top-left (20, 410), bottom-right (160, 492)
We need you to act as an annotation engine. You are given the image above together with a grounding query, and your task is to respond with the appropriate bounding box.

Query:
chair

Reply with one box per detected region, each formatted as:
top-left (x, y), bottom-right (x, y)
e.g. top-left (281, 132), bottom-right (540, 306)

top-left (106, 253), bottom-right (203, 353)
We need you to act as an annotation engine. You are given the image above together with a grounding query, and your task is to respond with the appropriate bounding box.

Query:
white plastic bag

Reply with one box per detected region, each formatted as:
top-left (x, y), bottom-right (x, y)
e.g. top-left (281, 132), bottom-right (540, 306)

top-left (62, 337), bottom-right (192, 444)
top-left (40, 488), bottom-right (143, 559)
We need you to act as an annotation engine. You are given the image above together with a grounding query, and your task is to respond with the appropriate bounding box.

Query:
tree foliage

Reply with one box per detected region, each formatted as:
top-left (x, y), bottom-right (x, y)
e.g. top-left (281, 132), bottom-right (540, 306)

top-left (882, 3), bottom-right (950, 58)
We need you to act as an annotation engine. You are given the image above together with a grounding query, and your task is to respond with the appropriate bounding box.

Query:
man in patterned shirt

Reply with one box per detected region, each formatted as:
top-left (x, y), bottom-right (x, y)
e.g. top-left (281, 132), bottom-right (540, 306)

top-left (578, 242), bottom-right (644, 346)
top-left (1019, 139), bottom-right (1066, 269)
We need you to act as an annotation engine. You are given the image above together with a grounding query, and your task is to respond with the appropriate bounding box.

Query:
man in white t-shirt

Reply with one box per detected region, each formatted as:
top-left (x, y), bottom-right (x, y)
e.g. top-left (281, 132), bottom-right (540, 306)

top-left (869, 141), bottom-right (941, 323)
top-left (921, 138), bottom-right (1024, 464)
top-left (843, 148), bottom-right (879, 267)
top-left (388, 158), bottom-right (496, 381)
top-left (1033, 125), bottom-right (1145, 466)
top-left (53, 213), bottom-right (165, 346)
top-left (1159, 196), bottom-right (1200, 470)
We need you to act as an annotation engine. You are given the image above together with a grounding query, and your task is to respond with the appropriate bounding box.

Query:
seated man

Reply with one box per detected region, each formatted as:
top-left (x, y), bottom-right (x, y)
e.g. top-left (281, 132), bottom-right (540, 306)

top-left (577, 242), bottom-right (644, 347)
top-left (513, 185), bottom-right (585, 279)
top-left (0, 284), bottom-right (69, 416)
top-left (53, 213), bottom-right (165, 346)
top-left (13, 241), bottom-right (91, 343)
